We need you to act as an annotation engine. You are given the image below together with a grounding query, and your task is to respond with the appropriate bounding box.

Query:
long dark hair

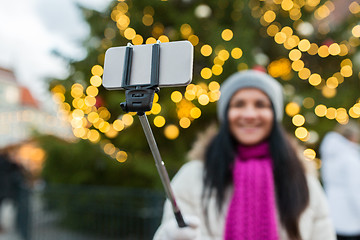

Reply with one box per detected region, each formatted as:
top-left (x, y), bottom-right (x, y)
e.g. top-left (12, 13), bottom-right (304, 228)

top-left (203, 115), bottom-right (309, 240)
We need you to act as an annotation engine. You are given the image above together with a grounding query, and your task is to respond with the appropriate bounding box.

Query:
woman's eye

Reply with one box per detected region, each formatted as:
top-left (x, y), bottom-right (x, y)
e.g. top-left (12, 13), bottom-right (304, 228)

top-left (230, 101), bottom-right (245, 108)
top-left (255, 101), bottom-right (271, 108)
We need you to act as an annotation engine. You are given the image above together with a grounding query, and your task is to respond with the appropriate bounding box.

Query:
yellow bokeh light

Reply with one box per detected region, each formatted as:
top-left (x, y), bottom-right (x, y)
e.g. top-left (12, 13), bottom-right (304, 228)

top-left (318, 45), bottom-right (329, 58)
top-left (158, 35), bottom-right (169, 43)
top-left (209, 81), bottom-right (220, 91)
top-left (326, 107), bottom-right (337, 119)
top-left (304, 149), bottom-right (316, 160)
top-left (198, 94), bottom-right (210, 105)
top-left (185, 90), bottom-right (196, 101)
top-left (72, 109), bottom-right (84, 119)
top-left (201, 67), bottom-right (212, 79)
top-left (113, 119), bottom-right (125, 131)
top-left (352, 25), bottom-right (360, 37)
top-left (292, 114), bottom-right (305, 126)
top-left (132, 34), bottom-right (143, 45)
top-left (179, 117), bottom-right (191, 128)
top-left (340, 65), bottom-right (353, 77)
top-left (349, 107), bottom-right (360, 119)
top-left (91, 65), bottom-right (104, 77)
top-left (122, 114), bottom-right (134, 126)
top-left (171, 91), bottom-right (183, 103)
top-left (104, 143), bottom-right (116, 155)
top-left (308, 73), bottom-right (322, 86)
top-left (71, 84), bottom-right (84, 98)
top-left (212, 64), bottom-right (223, 76)
top-left (322, 86), bottom-right (337, 98)
top-left (85, 96), bottom-right (96, 107)
top-left (86, 86), bottom-right (99, 97)
top-left (349, 2), bottom-right (360, 14)
top-left (221, 29), bottom-right (233, 41)
top-left (336, 108), bottom-right (348, 123)
top-left (291, 60), bottom-right (304, 71)
top-left (190, 107), bottom-right (201, 119)
top-left (267, 24), bottom-right (279, 37)
top-left (285, 102), bottom-right (301, 117)
top-left (200, 44), bottom-right (212, 57)
top-left (188, 35), bottom-right (199, 46)
top-left (281, 26), bottom-right (293, 37)
top-left (180, 24), bottom-right (192, 37)
top-left (218, 50), bottom-right (230, 61)
top-left (274, 32), bottom-right (287, 44)
top-left (99, 122), bottom-right (111, 133)
top-left (88, 129), bottom-right (100, 143)
top-left (124, 28), bottom-right (136, 40)
top-left (326, 77), bottom-right (339, 89)
top-left (151, 102), bottom-right (161, 114)
top-left (314, 104), bottom-right (327, 117)
top-left (231, 48), bottom-right (243, 59)
top-left (295, 127), bottom-right (308, 139)
top-left (90, 75), bottom-right (102, 87)
top-left (298, 39), bottom-right (311, 52)
top-left (146, 37), bottom-right (157, 44)
top-left (298, 68), bottom-right (311, 80)
top-left (289, 49), bottom-right (302, 61)
top-left (328, 43), bottom-right (341, 55)
top-left (88, 112), bottom-right (99, 123)
top-left (263, 10), bottom-right (276, 23)
top-left (116, 15), bottom-right (130, 30)
top-left (154, 116), bottom-right (166, 127)
top-left (307, 43), bottom-right (319, 55)
top-left (281, 0), bottom-right (294, 11)
top-left (164, 124), bottom-right (179, 140)
top-left (213, 57), bottom-right (224, 66)
top-left (116, 151), bottom-right (128, 163)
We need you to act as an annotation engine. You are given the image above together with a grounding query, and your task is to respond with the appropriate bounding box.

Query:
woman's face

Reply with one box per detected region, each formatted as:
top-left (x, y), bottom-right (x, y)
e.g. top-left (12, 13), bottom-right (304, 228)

top-left (227, 88), bottom-right (274, 146)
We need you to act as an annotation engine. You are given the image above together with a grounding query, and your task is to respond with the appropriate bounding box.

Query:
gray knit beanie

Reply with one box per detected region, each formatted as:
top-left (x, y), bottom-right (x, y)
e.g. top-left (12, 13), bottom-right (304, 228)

top-left (217, 70), bottom-right (284, 122)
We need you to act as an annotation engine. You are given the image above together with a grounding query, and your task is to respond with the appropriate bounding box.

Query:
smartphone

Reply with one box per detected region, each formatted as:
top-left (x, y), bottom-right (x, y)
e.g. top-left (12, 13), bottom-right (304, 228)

top-left (102, 41), bottom-right (193, 90)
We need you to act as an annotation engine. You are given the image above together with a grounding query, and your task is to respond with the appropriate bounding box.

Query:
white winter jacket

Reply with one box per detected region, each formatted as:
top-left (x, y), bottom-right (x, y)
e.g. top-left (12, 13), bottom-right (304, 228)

top-left (154, 160), bottom-right (336, 240)
top-left (320, 131), bottom-right (360, 236)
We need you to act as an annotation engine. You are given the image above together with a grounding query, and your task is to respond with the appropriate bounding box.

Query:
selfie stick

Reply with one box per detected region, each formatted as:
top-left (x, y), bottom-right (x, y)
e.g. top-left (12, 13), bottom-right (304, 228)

top-left (120, 42), bottom-right (187, 228)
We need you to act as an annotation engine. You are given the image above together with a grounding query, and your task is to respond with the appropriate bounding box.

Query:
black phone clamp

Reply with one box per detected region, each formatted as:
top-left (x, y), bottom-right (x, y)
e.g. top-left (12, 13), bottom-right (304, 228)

top-left (119, 41), bottom-right (187, 228)
top-left (120, 42), bottom-right (160, 115)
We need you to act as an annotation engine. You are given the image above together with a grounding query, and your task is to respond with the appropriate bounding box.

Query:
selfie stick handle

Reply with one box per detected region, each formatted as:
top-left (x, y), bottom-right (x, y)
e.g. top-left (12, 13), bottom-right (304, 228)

top-left (120, 42), bottom-right (187, 228)
top-left (138, 113), bottom-right (187, 228)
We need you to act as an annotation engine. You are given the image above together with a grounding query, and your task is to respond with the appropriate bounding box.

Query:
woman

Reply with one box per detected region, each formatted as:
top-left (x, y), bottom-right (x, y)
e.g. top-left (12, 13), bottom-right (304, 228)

top-left (154, 70), bottom-right (335, 240)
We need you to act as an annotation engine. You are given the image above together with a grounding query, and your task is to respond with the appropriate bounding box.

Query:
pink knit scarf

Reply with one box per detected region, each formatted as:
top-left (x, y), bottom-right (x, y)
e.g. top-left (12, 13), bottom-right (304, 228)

top-left (224, 142), bottom-right (279, 240)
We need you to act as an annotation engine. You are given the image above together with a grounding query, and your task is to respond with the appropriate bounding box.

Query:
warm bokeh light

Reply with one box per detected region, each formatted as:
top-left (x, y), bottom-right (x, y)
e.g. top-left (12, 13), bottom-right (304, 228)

top-left (201, 44), bottom-right (212, 56)
top-left (315, 104), bottom-right (327, 117)
top-left (164, 124), bottom-right (179, 139)
top-left (285, 102), bottom-right (300, 116)
top-left (116, 151), bottom-right (128, 163)
top-left (201, 67), bottom-right (212, 79)
top-left (221, 29), bottom-right (233, 41)
top-left (292, 114), bottom-right (305, 126)
top-left (154, 116), bottom-right (166, 127)
top-left (231, 48), bottom-right (243, 59)
top-left (304, 148), bottom-right (316, 160)
top-left (179, 117), bottom-right (191, 128)
top-left (171, 91), bottom-right (183, 103)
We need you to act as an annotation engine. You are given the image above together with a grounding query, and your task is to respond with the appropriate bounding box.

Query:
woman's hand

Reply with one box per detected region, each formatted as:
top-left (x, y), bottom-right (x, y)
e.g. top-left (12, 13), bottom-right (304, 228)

top-left (162, 215), bottom-right (201, 240)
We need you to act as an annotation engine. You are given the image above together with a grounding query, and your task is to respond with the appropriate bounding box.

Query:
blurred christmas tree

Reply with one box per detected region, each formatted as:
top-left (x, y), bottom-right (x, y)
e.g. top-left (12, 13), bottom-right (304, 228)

top-left (43, 0), bottom-right (360, 187)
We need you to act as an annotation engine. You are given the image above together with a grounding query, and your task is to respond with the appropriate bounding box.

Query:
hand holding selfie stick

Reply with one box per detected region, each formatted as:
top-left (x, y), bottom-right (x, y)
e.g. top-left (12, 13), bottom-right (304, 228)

top-left (119, 42), bottom-right (187, 228)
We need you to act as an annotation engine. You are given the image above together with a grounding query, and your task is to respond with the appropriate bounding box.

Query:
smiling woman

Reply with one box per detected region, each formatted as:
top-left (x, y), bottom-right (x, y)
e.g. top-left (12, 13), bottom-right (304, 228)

top-left (154, 70), bottom-right (336, 240)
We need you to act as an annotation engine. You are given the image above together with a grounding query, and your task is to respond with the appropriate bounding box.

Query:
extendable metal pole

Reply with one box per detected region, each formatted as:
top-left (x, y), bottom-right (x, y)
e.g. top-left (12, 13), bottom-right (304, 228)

top-left (138, 113), bottom-right (187, 228)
